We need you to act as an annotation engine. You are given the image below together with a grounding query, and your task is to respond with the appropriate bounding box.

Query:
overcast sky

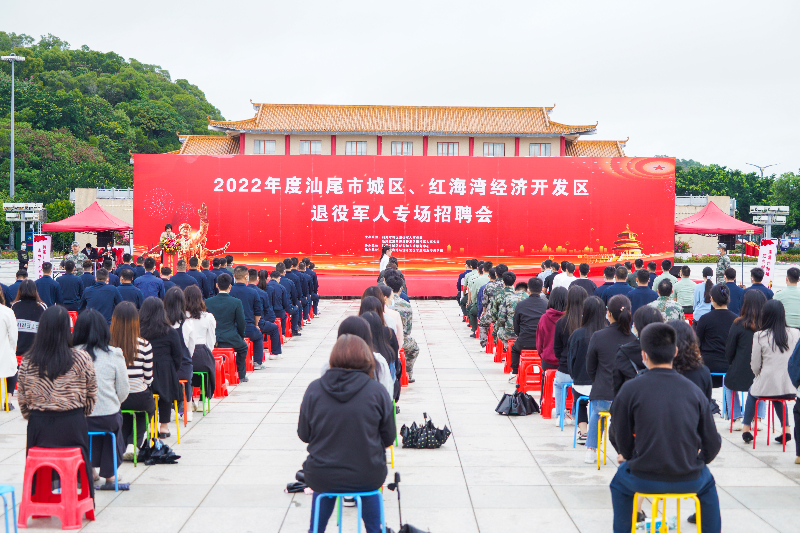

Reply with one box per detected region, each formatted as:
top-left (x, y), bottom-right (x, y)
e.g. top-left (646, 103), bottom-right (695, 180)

top-left (7, 0), bottom-right (800, 175)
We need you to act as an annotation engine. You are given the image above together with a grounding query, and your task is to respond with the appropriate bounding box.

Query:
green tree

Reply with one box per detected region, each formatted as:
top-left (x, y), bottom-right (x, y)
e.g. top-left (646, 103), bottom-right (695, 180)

top-left (769, 170), bottom-right (800, 233)
top-left (675, 164), bottom-right (773, 224)
top-left (45, 198), bottom-right (75, 251)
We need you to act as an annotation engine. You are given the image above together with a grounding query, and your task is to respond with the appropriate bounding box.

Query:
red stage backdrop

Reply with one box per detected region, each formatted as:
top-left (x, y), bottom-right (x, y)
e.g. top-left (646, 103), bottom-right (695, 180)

top-left (133, 155), bottom-right (676, 296)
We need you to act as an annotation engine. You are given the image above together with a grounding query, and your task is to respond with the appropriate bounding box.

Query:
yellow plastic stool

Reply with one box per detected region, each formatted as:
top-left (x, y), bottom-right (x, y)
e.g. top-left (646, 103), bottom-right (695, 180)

top-left (1, 376), bottom-right (8, 412)
top-left (390, 445), bottom-right (394, 469)
top-left (597, 411), bottom-right (611, 469)
top-left (632, 492), bottom-right (701, 533)
top-left (152, 394), bottom-right (181, 444)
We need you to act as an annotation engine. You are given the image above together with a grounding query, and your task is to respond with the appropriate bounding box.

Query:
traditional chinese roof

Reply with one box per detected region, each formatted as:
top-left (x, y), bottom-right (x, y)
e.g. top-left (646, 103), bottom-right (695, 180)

top-left (208, 103), bottom-right (599, 137)
top-left (176, 135), bottom-right (239, 155)
top-left (564, 139), bottom-right (627, 157)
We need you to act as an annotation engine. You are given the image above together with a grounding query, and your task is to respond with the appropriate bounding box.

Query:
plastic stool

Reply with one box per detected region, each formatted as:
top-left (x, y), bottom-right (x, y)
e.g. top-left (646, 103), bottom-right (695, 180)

top-left (597, 412), bottom-right (611, 469)
top-left (285, 318), bottom-right (292, 339)
top-left (18, 447), bottom-right (95, 530)
top-left (88, 432), bottom-right (118, 492)
top-left (556, 381), bottom-right (574, 431)
top-left (68, 311), bottom-right (78, 332)
top-left (275, 318), bottom-right (284, 345)
top-left (685, 313), bottom-right (694, 327)
top-left (311, 490), bottom-right (386, 533)
top-left (244, 338), bottom-right (254, 372)
top-left (540, 369), bottom-right (557, 419)
top-left (753, 397), bottom-right (793, 452)
top-left (212, 355), bottom-right (228, 398)
top-left (213, 348), bottom-right (238, 386)
top-left (503, 339), bottom-right (515, 374)
top-left (120, 410), bottom-right (151, 467)
top-left (178, 380), bottom-right (188, 428)
top-left (152, 394), bottom-right (181, 444)
top-left (485, 323), bottom-right (494, 354)
top-left (0, 484), bottom-right (17, 533)
top-left (631, 492), bottom-right (701, 533)
top-left (516, 350), bottom-right (540, 390)
top-left (399, 348), bottom-right (408, 387)
top-left (193, 371), bottom-right (210, 415)
top-left (493, 337), bottom-right (503, 363)
top-left (572, 395), bottom-right (590, 448)
top-left (1, 376), bottom-right (9, 412)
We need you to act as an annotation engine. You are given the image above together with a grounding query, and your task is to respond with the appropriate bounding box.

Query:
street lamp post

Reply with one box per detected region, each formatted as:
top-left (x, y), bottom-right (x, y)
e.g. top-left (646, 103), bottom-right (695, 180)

top-left (1, 53), bottom-right (26, 249)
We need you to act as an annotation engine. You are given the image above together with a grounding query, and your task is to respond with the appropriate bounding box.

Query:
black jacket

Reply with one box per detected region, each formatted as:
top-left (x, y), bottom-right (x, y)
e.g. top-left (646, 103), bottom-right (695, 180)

top-left (513, 295), bottom-right (548, 348)
top-left (586, 325), bottom-right (634, 401)
top-left (612, 339), bottom-right (645, 397)
top-left (695, 308), bottom-right (737, 376)
top-left (724, 321), bottom-right (756, 391)
top-left (567, 327), bottom-right (593, 386)
top-left (552, 316), bottom-right (571, 374)
top-left (610, 368), bottom-right (721, 482)
top-left (56, 272), bottom-right (84, 311)
top-left (298, 368), bottom-right (395, 494)
top-left (572, 278), bottom-right (597, 296)
top-left (679, 365), bottom-right (713, 400)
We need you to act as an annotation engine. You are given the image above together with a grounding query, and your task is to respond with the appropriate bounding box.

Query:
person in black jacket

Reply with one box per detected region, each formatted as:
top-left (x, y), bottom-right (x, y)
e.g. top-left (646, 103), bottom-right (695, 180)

top-left (510, 277), bottom-right (548, 375)
top-left (695, 284), bottom-right (737, 388)
top-left (669, 320), bottom-right (713, 399)
top-left (56, 260), bottom-right (84, 311)
top-left (568, 296), bottom-right (607, 444)
top-left (609, 323), bottom-right (722, 533)
top-left (612, 306), bottom-right (664, 396)
top-left (552, 285), bottom-right (588, 424)
top-left (594, 266), bottom-right (615, 300)
top-left (298, 335), bottom-right (395, 533)
top-left (724, 290), bottom-right (767, 426)
top-left (584, 294), bottom-right (633, 463)
top-left (572, 263), bottom-right (597, 296)
top-left (117, 269), bottom-right (144, 309)
top-left (34, 262), bottom-right (63, 307)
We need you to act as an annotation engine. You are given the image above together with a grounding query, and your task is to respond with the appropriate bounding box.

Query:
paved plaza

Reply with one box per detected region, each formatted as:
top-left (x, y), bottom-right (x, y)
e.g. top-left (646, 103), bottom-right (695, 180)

top-left (1, 298), bottom-right (800, 532)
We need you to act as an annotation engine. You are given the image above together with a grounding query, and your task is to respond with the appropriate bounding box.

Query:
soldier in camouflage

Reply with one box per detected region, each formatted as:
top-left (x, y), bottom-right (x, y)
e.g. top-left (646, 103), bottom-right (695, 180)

top-left (477, 264), bottom-right (508, 346)
top-left (496, 272), bottom-right (528, 349)
top-left (648, 279), bottom-right (685, 321)
top-left (489, 274), bottom-right (515, 345)
top-left (716, 243), bottom-right (731, 285)
top-left (61, 241), bottom-right (89, 276)
top-left (386, 275), bottom-right (420, 382)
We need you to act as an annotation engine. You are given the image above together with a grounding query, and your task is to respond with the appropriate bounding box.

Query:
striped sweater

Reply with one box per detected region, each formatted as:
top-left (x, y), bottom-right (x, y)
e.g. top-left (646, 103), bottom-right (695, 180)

top-left (17, 348), bottom-right (98, 420)
top-left (126, 337), bottom-right (154, 394)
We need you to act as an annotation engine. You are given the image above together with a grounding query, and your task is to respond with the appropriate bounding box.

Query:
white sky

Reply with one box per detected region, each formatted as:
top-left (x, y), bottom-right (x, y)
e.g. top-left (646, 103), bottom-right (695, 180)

top-left (7, 0), bottom-right (800, 175)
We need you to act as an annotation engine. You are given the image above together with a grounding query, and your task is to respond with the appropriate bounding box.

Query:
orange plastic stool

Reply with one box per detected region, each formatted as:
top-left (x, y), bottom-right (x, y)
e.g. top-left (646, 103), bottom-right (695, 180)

top-left (485, 323), bottom-right (494, 354)
top-left (503, 339), bottom-right (516, 374)
top-left (399, 348), bottom-right (409, 387)
top-left (178, 380), bottom-right (188, 427)
top-left (244, 338), bottom-right (254, 372)
top-left (541, 369), bottom-right (557, 419)
top-left (212, 355), bottom-right (228, 398)
top-left (68, 311), bottom-right (78, 333)
top-left (275, 318), bottom-right (284, 345)
top-left (18, 447), bottom-right (95, 530)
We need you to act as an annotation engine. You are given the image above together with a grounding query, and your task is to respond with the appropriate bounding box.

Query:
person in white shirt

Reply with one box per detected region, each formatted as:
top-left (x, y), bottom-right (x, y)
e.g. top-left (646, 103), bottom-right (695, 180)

top-left (164, 286), bottom-right (196, 422)
top-left (0, 289), bottom-right (18, 411)
top-left (379, 245), bottom-right (392, 273)
top-left (552, 262), bottom-right (577, 290)
top-left (378, 285), bottom-right (404, 348)
top-left (184, 285), bottom-right (217, 409)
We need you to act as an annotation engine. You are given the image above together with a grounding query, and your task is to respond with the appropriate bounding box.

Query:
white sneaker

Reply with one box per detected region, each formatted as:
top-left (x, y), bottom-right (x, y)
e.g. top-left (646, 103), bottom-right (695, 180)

top-left (733, 420), bottom-right (743, 431)
top-left (584, 449), bottom-right (596, 464)
top-left (555, 416), bottom-right (563, 427)
top-left (191, 400), bottom-right (198, 412)
top-left (269, 353), bottom-right (279, 360)
top-left (186, 410), bottom-right (193, 423)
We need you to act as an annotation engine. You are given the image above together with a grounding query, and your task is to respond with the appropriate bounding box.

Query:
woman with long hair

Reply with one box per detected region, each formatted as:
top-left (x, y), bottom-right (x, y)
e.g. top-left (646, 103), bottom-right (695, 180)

top-left (112, 302), bottom-right (156, 461)
top-left (612, 306), bottom-right (664, 396)
top-left (552, 285), bottom-right (587, 424)
top-left (359, 295), bottom-right (400, 361)
top-left (363, 287), bottom-right (401, 346)
top-left (740, 299), bottom-right (799, 444)
top-left (73, 309), bottom-right (129, 490)
top-left (325, 315), bottom-right (393, 396)
top-left (0, 289), bottom-right (18, 411)
top-left (16, 306), bottom-right (97, 499)
top-left (139, 297), bottom-right (183, 438)
top-left (299, 334), bottom-right (395, 533)
top-left (692, 266), bottom-right (715, 321)
top-left (12, 280), bottom-right (47, 358)
top-left (379, 245), bottom-right (392, 272)
top-left (695, 284), bottom-right (737, 388)
top-left (584, 294), bottom-right (633, 463)
top-left (668, 319), bottom-right (712, 398)
top-left (567, 296), bottom-right (607, 443)
top-left (537, 286), bottom-right (568, 372)
top-left (164, 286), bottom-right (195, 422)
top-left (724, 290), bottom-right (768, 426)
top-left (185, 285), bottom-right (217, 405)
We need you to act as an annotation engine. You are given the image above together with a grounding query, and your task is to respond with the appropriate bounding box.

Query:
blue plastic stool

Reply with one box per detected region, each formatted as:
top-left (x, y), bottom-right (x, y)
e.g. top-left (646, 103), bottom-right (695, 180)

top-left (88, 431), bottom-right (118, 492)
top-left (556, 381), bottom-right (573, 430)
top-left (0, 485), bottom-right (17, 533)
top-left (312, 490), bottom-right (386, 533)
top-left (709, 373), bottom-right (729, 418)
top-left (573, 395), bottom-right (590, 448)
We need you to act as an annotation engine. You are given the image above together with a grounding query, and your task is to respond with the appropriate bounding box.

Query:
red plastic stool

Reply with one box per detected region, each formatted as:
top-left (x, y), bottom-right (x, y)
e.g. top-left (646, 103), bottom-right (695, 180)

top-left (685, 313), bottom-right (694, 327)
top-left (753, 397), bottom-right (793, 452)
top-left (517, 349), bottom-right (540, 388)
top-left (178, 380), bottom-right (188, 427)
top-left (503, 339), bottom-right (515, 374)
top-left (485, 323), bottom-right (494, 354)
top-left (275, 318), bottom-right (284, 345)
top-left (213, 348), bottom-right (238, 386)
top-left (309, 307), bottom-right (315, 319)
top-left (18, 447), bottom-right (95, 530)
top-left (212, 355), bottom-right (228, 398)
top-left (244, 338), bottom-right (254, 373)
top-left (540, 369), bottom-right (557, 419)
top-left (68, 311), bottom-right (78, 333)
top-left (519, 363), bottom-right (542, 395)
top-left (493, 338), bottom-right (503, 363)
top-left (285, 318), bottom-right (293, 339)
top-left (399, 348), bottom-right (409, 387)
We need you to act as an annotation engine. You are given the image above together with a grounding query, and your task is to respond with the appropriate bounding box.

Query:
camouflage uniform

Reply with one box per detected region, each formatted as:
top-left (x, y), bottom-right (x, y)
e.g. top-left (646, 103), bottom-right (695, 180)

top-left (390, 294), bottom-right (419, 376)
top-left (648, 296), bottom-right (686, 321)
top-left (496, 289), bottom-right (529, 349)
top-left (62, 252), bottom-right (89, 275)
top-left (489, 286), bottom-right (513, 343)
top-left (478, 279), bottom-right (503, 344)
top-left (716, 253), bottom-right (731, 285)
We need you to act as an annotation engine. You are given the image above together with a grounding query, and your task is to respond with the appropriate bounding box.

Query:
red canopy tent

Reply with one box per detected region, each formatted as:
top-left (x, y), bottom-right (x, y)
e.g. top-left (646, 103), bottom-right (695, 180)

top-left (42, 201), bottom-right (132, 232)
top-left (674, 201), bottom-right (762, 235)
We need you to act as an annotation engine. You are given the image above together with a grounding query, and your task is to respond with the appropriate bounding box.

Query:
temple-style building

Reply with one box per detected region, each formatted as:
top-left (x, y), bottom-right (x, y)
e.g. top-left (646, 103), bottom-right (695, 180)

top-left (170, 103), bottom-right (628, 157)
top-left (611, 224), bottom-right (644, 260)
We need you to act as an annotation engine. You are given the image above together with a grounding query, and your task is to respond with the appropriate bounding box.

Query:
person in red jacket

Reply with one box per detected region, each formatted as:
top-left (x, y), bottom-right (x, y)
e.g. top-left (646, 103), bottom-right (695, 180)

top-left (536, 287), bottom-right (568, 398)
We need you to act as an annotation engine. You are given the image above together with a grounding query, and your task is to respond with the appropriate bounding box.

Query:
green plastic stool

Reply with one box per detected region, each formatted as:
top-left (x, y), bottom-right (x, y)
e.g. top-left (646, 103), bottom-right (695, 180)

top-left (193, 371), bottom-right (210, 415)
top-left (121, 409), bottom-right (151, 467)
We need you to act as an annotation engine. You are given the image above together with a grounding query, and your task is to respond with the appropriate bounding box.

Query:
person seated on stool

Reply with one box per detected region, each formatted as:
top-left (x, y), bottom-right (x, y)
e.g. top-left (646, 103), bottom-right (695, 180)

top-left (205, 273), bottom-right (248, 382)
top-left (298, 334), bottom-right (395, 533)
top-left (609, 322), bottom-right (722, 533)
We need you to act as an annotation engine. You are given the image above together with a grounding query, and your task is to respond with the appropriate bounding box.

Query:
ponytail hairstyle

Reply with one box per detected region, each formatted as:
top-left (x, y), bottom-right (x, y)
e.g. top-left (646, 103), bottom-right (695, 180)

top-left (381, 245), bottom-right (391, 258)
top-left (702, 267), bottom-right (714, 303)
top-left (710, 283), bottom-right (729, 307)
top-left (607, 294), bottom-right (632, 335)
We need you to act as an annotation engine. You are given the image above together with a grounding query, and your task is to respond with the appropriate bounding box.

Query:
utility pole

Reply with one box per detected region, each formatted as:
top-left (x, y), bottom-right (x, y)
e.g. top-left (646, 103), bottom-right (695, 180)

top-left (746, 163), bottom-right (778, 177)
top-left (1, 53), bottom-right (26, 249)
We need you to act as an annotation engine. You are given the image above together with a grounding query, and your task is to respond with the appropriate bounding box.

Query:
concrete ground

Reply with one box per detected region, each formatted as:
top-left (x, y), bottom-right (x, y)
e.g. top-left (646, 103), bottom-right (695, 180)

top-left (1, 299), bottom-right (800, 532)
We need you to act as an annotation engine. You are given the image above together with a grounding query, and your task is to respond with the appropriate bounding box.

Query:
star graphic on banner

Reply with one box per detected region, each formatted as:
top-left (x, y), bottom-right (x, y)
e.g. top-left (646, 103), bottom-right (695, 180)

top-left (654, 165), bottom-right (665, 170)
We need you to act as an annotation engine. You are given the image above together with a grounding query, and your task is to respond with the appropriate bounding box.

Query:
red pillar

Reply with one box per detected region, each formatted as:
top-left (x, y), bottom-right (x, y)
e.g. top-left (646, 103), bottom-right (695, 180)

top-left (331, 135), bottom-right (336, 155)
top-left (239, 133), bottom-right (246, 155)
top-left (560, 136), bottom-right (566, 156)
top-left (423, 136), bottom-right (428, 156)
top-left (514, 137), bottom-right (520, 157)
top-left (469, 137), bottom-right (474, 156)
top-left (377, 136), bottom-right (382, 155)
top-left (285, 135), bottom-right (290, 155)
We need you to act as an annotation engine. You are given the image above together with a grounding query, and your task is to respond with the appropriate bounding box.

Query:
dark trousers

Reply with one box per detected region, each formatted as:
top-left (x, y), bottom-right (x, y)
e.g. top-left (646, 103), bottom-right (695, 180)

top-left (311, 293), bottom-right (319, 314)
top-left (309, 492), bottom-right (383, 533)
top-left (219, 342), bottom-right (248, 379)
top-left (277, 310), bottom-right (288, 337)
top-left (260, 320), bottom-right (282, 355)
top-left (683, 306), bottom-right (694, 315)
top-left (157, 395), bottom-right (174, 424)
top-left (468, 303), bottom-right (478, 332)
top-left (459, 293), bottom-right (468, 317)
top-left (794, 401), bottom-right (800, 456)
top-left (246, 326), bottom-right (264, 364)
top-left (27, 408), bottom-right (94, 500)
top-left (3, 374), bottom-right (17, 406)
top-left (87, 413), bottom-right (124, 479)
top-left (301, 296), bottom-right (310, 320)
top-left (121, 391), bottom-right (156, 448)
top-left (510, 342), bottom-right (535, 374)
top-left (290, 306), bottom-right (301, 334)
top-left (610, 464), bottom-right (721, 533)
